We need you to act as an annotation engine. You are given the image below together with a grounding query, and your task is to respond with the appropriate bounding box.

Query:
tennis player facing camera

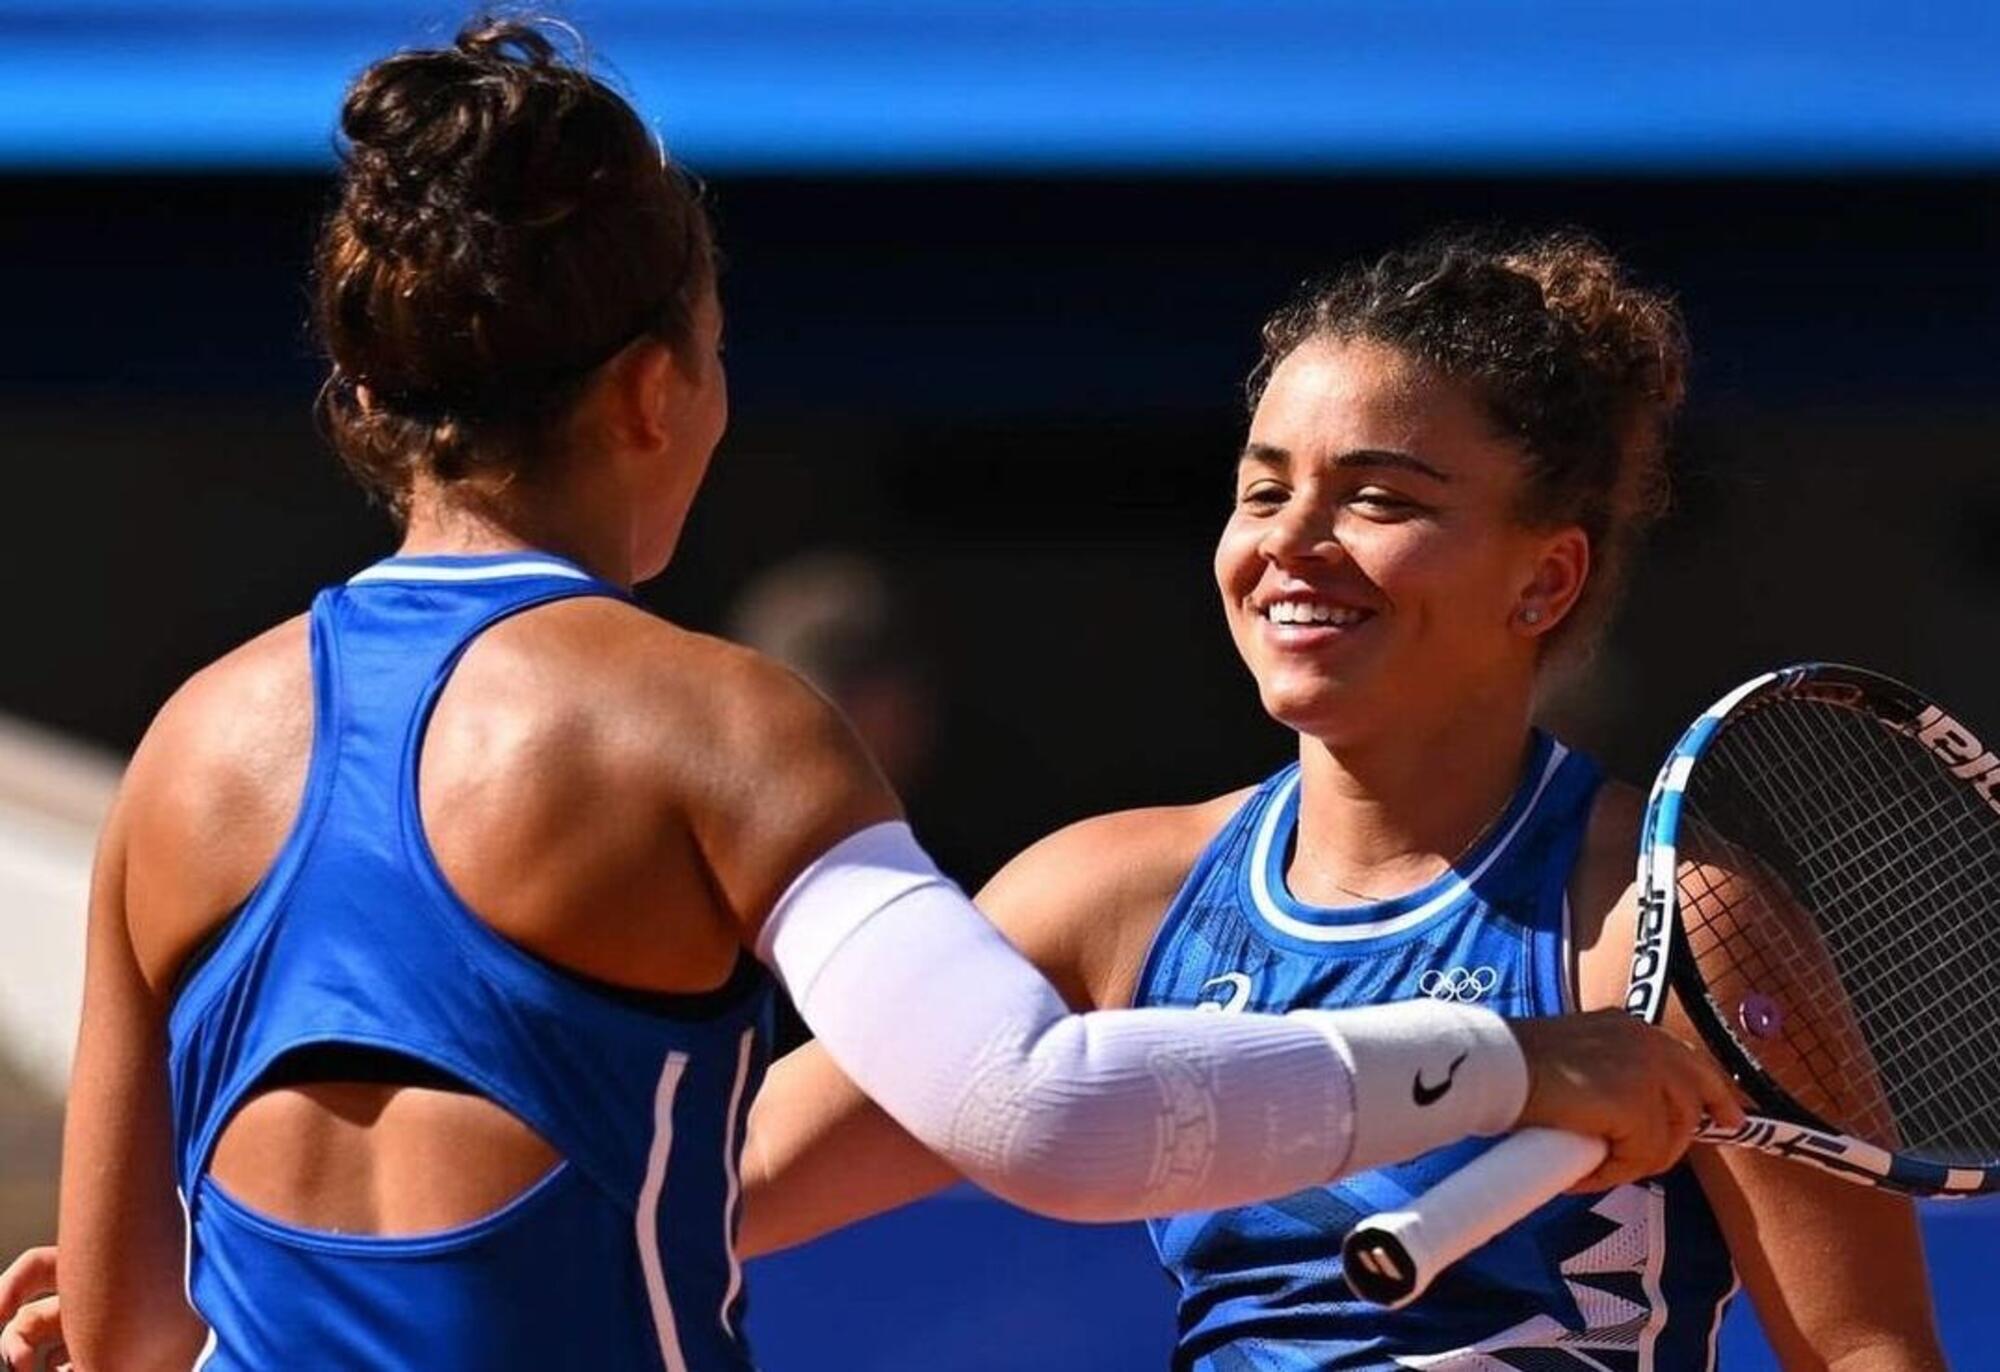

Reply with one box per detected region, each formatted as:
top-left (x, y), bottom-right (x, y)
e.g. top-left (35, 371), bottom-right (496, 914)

top-left (740, 240), bottom-right (1950, 1368)
top-left (0, 20), bottom-right (1731, 1372)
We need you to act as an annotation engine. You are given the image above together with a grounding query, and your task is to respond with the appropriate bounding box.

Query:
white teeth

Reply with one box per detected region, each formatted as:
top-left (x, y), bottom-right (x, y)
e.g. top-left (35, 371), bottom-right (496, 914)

top-left (1263, 601), bottom-right (1365, 627)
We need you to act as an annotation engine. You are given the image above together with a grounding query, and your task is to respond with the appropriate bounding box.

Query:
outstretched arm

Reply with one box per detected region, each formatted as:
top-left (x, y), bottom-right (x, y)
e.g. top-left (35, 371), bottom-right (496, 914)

top-left (702, 657), bottom-right (1737, 1228)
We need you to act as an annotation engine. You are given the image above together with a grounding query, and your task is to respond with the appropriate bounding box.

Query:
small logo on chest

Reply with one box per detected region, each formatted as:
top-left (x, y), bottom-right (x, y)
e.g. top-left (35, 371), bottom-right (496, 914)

top-left (1196, 972), bottom-right (1254, 1013)
top-left (1418, 965), bottom-right (1499, 1003)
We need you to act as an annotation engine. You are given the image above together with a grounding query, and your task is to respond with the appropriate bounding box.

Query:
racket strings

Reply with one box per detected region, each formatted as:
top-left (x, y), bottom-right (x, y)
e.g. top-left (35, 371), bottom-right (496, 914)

top-left (1709, 704), bottom-right (2000, 1147)
top-left (1753, 702), bottom-right (2000, 1116)
top-left (1745, 707), bottom-right (2000, 1050)
top-left (1675, 853), bottom-right (1889, 1138)
top-left (1717, 703), bottom-right (2000, 1158)
top-left (1683, 695), bottom-right (2000, 1165)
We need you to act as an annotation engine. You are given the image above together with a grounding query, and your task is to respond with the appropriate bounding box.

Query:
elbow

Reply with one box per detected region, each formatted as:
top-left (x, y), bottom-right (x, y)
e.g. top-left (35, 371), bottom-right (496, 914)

top-left (933, 1073), bottom-right (1167, 1224)
top-left (1823, 1333), bottom-right (1948, 1372)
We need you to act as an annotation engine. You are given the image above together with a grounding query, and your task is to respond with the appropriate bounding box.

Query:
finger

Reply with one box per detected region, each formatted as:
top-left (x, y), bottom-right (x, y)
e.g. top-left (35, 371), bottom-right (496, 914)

top-left (7, 1298), bottom-right (60, 1357)
top-left (1576, 1116), bottom-right (1657, 1193)
top-left (1574, 1151), bottom-right (1643, 1193)
top-left (1567, 1165), bottom-right (1625, 1194)
top-left (1623, 1087), bottom-right (1682, 1181)
top-left (0, 1311), bottom-right (50, 1372)
top-left (1566, 1156), bottom-right (1623, 1193)
top-left (1652, 1099), bottom-right (1698, 1173)
top-left (0, 1251), bottom-right (55, 1322)
top-left (1686, 1049), bottom-right (1746, 1130)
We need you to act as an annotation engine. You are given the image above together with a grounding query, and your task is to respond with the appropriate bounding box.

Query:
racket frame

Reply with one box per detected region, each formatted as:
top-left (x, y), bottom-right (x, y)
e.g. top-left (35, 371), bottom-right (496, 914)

top-left (1637, 662), bottom-right (1999, 1199)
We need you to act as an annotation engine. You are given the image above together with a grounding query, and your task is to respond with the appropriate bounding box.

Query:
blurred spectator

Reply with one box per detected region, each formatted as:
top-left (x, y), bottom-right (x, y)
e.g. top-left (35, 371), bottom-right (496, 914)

top-left (728, 551), bottom-right (936, 795)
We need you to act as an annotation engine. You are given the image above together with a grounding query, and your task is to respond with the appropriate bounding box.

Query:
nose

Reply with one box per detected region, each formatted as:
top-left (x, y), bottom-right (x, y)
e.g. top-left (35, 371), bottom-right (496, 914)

top-left (1259, 500), bottom-right (1341, 568)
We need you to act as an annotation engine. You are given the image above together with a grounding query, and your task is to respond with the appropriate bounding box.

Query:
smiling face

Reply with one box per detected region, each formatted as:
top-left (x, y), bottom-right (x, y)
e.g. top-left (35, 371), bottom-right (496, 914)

top-left (1216, 336), bottom-right (1588, 745)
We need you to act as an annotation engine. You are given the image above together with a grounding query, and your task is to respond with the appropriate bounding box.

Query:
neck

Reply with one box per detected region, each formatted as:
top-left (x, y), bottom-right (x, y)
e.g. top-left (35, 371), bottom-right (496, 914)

top-left (1290, 674), bottom-right (1538, 904)
top-left (396, 475), bottom-right (634, 589)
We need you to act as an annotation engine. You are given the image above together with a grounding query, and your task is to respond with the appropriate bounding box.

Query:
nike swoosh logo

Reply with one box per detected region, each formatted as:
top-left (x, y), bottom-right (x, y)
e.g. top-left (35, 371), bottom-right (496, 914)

top-left (1412, 1051), bottom-right (1470, 1107)
top-left (1197, 972), bottom-right (1253, 1013)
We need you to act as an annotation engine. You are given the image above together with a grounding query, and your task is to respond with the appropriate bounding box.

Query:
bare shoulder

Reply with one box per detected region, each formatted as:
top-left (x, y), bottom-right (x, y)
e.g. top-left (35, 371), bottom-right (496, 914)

top-left (976, 788), bottom-right (1254, 1009)
top-left (464, 596), bottom-right (896, 931)
top-left (122, 615), bottom-right (313, 988)
top-left (139, 615), bottom-right (312, 764)
top-left (981, 791), bottom-right (1251, 915)
top-left (469, 595), bottom-right (851, 767)
top-left (1569, 777), bottom-right (1646, 1011)
top-left (128, 615), bottom-right (313, 837)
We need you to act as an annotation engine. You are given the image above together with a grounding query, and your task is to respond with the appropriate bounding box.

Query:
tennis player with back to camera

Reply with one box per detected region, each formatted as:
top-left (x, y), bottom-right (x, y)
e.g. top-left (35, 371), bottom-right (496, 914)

top-left (731, 236), bottom-right (1951, 1369)
top-left (0, 19), bottom-right (1733, 1372)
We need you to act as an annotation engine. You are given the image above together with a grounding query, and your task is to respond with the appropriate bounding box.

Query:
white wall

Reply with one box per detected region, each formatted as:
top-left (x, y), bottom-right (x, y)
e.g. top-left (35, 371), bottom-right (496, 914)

top-left (0, 715), bottom-right (120, 1098)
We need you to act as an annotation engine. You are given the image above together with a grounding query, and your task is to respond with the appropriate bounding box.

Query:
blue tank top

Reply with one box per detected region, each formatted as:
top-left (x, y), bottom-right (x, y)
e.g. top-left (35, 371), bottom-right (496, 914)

top-left (165, 552), bottom-right (774, 1371)
top-left (1134, 735), bottom-right (1738, 1372)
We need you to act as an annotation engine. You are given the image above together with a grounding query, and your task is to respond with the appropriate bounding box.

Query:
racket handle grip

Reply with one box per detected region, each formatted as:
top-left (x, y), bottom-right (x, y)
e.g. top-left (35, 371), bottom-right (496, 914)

top-left (1341, 1128), bottom-right (1608, 1308)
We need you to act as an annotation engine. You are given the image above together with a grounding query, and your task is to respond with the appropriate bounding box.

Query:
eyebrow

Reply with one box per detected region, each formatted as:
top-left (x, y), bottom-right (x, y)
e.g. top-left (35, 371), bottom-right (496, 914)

top-left (1239, 442), bottom-right (1453, 484)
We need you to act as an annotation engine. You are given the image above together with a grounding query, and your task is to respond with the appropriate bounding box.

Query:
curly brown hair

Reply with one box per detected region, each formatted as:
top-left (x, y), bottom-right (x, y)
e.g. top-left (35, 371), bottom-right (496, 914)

top-left (1253, 230), bottom-right (1689, 654)
top-left (313, 16), bottom-right (714, 515)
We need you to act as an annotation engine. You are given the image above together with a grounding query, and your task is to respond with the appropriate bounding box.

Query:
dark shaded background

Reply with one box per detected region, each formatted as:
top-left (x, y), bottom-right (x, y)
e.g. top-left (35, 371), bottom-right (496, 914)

top-left (4, 171), bottom-right (1995, 884)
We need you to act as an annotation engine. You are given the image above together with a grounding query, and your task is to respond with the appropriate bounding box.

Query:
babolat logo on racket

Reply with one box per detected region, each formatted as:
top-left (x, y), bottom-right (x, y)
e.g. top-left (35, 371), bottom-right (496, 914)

top-left (1626, 885), bottom-right (1671, 1018)
top-left (1915, 705), bottom-right (2000, 816)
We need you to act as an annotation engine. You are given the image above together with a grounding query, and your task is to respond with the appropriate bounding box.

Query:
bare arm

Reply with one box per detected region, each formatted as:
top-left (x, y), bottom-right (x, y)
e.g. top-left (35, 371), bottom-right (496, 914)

top-left (57, 790), bottom-right (208, 1372)
top-left (1694, 1149), bottom-right (1944, 1371)
top-left (739, 1043), bottom-right (957, 1258)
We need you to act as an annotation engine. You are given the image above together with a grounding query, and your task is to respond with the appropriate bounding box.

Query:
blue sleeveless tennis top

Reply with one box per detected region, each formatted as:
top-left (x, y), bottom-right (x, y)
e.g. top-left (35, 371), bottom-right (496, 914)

top-left (165, 552), bottom-right (774, 1371)
top-left (1134, 735), bottom-right (1738, 1372)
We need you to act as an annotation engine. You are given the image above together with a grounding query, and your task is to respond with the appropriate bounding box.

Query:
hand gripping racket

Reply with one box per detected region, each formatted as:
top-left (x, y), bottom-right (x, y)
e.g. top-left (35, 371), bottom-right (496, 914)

top-left (1342, 663), bottom-right (2000, 1308)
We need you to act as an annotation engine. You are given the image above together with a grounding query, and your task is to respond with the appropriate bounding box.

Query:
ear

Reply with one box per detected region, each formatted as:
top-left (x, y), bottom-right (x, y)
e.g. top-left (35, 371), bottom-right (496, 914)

top-left (599, 337), bottom-right (678, 455)
top-left (1513, 525), bottom-right (1590, 638)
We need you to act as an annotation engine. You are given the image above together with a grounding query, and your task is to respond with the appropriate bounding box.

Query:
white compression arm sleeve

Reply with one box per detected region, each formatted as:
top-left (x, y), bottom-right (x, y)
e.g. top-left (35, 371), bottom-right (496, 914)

top-left (759, 822), bottom-right (1529, 1221)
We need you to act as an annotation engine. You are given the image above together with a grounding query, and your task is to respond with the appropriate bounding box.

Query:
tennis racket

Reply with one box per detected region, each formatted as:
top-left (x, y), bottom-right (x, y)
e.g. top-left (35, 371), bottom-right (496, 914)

top-left (1341, 662), bottom-right (2000, 1308)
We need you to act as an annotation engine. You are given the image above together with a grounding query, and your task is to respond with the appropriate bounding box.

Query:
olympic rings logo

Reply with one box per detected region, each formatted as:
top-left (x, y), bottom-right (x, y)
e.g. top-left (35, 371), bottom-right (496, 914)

top-left (1418, 966), bottom-right (1499, 1003)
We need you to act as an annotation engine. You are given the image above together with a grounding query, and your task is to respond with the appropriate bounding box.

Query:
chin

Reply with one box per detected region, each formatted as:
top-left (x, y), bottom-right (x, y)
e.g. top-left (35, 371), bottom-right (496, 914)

top-left (1257, 640), bottom-right (1423, 739)
top-left (1257, 680), bottom-right (1359, 744)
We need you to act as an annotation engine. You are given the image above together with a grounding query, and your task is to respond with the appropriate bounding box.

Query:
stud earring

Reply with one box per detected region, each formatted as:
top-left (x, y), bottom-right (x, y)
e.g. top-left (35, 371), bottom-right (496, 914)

top-left (1519, 607), bottom-right (1543, 625)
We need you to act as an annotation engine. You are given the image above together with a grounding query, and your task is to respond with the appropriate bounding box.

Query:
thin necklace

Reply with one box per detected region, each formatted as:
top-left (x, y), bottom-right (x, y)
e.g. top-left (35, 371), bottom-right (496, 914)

top-left (1293, 777), bottom-right (1515, 905)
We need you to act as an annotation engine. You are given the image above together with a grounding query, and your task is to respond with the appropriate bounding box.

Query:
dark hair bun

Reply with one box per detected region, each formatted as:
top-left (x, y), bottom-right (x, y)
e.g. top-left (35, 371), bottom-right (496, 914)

top-left (314, 16), bottom-right (712, 509)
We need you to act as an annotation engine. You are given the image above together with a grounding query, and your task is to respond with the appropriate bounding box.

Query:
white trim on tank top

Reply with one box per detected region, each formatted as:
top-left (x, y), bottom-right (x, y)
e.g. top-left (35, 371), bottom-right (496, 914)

top-left (347, 559), bottom-right (592, 585)
top-left (717, 1028), bottom-right (756, 1339)
top-left (637, 1052), bottom-right (692, 1372)
top-left (1246, 741), bottom-right (1569, 944)
top-left (178, 1185), bottom-right (220, 1371)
